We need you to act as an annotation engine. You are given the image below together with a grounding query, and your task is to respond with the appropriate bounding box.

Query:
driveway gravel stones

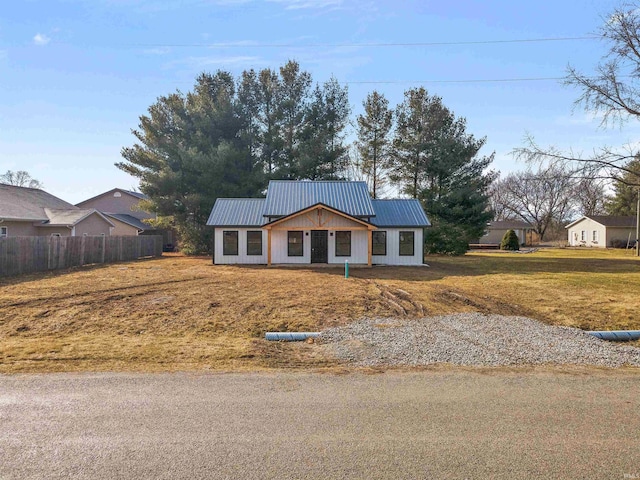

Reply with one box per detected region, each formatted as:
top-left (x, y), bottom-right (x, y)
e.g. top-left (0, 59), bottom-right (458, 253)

top-left (319, 314), bottom-right (640, 367)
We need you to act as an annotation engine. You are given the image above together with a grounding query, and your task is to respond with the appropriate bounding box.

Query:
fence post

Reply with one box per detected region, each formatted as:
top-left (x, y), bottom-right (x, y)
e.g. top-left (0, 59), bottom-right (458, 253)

top-left (80, 235), bottom-right (85, 266)
top-left (101, 235), bottom-right (106, 264)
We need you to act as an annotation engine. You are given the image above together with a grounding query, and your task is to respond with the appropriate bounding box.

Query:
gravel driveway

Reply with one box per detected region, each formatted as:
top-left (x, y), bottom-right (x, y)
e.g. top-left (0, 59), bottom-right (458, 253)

top-left (320, 313), bottom-right (640, 367)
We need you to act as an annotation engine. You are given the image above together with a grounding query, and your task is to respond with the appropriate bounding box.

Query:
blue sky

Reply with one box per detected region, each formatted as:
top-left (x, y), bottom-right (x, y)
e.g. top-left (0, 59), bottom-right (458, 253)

top-left (1, 0), bottom-right (637, 203)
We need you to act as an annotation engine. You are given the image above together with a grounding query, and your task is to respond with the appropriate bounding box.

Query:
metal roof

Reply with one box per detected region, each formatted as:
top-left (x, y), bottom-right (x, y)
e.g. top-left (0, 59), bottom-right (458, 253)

top-left (207, 198), bottom-right (266, 226)
top-left (263, 181), bottom-right (375, 217)
top-left (370, 199), bottom-right (431, 227)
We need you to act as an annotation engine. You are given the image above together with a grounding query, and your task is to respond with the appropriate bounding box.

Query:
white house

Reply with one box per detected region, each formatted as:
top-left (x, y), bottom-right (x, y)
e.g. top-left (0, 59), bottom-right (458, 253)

top-left (566, 215), bottom-right (637, 248)
top-left (207, 180), bottom-right (431, 266)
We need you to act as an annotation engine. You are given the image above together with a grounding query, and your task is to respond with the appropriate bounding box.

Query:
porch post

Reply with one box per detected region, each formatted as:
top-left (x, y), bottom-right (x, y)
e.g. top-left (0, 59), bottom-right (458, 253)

top-left (267, 228), bottom-right (272, 266)
top-left (367, 229), bottom-right (373, 267)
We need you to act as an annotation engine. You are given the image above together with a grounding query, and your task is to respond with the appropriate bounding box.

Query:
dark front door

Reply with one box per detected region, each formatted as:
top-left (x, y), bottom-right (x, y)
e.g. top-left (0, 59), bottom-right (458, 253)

top-left (311, 230), bottom-right (328, 263)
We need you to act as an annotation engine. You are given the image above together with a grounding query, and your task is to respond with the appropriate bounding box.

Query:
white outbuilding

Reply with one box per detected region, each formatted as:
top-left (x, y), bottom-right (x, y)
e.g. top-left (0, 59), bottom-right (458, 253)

top-left (566, 215), bottom-right (637, 248)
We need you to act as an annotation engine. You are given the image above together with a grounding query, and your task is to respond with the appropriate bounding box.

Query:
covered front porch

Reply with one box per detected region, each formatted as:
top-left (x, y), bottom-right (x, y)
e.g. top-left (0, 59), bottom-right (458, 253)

top-left (263, 203), bottom-right (376, 267)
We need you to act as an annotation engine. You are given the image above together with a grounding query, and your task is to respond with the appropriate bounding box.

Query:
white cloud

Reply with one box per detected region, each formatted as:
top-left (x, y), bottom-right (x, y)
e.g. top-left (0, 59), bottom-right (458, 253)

top-left (33, 33), bottom-right (51, 46)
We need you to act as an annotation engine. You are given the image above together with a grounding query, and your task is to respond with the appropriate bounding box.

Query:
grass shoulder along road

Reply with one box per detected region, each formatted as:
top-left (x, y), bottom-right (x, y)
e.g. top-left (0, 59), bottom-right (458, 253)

top-left (0, 248), bottom-right (638, 373)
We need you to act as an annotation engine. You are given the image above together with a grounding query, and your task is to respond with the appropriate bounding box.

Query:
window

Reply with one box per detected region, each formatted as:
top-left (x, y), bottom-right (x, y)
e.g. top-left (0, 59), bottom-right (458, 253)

top-left (288, 231), bottom-right (303, 256)
top-left (592, 230), bottom-right (598, 242)
top-left (372, 231), bottom-right (386, 256)
top-left (399, 231), bottom-right (415, 256)
top-left (581, 230), bottom-right (586, 241)
top-left (223, 231), bottom-right (238, 256)
top-left (335, 231), bottom-right (351, 257)
top-left (0, 226), bottom-right (7, 238)
top-left (247, 231), bottom-right (263, 256)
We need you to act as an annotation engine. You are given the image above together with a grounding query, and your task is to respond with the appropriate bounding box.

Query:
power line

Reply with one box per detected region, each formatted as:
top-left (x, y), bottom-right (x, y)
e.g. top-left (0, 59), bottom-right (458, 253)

top-left (343, 77), bottom-right (565, 85)
top-left (125, 36), bottom-right (597, 49)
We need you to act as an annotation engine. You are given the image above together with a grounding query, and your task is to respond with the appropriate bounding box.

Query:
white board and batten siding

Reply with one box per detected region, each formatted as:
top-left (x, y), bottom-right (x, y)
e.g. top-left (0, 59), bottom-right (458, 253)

top-left (372, 228), bottom-right (424, 266)
top-left (270, 210), bottom-right (370, 264)
top-left (214, 228), bottom-right (267, 264)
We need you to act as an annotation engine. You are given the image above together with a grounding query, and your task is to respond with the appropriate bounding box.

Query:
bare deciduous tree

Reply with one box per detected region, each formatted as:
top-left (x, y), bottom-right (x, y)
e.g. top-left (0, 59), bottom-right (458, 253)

top-left (515, 3), bottom-right (640, 188)
top-left (490, 164), bottom-right (576, 240)
top-left (0, 170), bottom-right (43, 189)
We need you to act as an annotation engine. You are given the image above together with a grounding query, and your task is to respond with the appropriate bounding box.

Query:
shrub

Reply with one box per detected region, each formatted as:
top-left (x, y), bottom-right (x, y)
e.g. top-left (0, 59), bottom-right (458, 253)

top-left (424, 223), bottom-right (470, 256)
top-left (500, 229), bottom-right (520, 251)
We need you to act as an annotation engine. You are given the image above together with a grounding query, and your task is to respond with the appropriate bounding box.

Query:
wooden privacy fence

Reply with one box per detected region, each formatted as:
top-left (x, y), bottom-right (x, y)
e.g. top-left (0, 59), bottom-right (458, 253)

top-left (0, 235), bottom-right (163, 277)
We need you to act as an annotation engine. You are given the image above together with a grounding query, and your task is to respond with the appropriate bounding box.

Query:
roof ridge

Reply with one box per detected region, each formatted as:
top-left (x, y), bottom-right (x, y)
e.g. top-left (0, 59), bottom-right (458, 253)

top-left (0, 183), bottom-right (46, 192)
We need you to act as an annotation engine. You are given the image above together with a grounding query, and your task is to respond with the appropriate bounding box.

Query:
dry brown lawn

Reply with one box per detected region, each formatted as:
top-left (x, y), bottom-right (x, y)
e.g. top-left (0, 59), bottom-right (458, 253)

top-left (1, 248), bottom-right (639, 373)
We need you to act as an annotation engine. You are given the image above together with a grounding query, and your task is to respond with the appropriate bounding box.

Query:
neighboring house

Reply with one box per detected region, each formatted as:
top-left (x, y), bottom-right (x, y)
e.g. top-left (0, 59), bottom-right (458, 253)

top-left (566, 215), bottom-right (637, 248)
top-left (207, 180), bottom-right (431, 266)
top-left (76, 188), bottom-right (155, 221)
top-left (475, 220), bottom-right (534, 246)
top-left (76, 188), bottom-right (173, 246)
top-left (0, 184), bottom-right (114, 237)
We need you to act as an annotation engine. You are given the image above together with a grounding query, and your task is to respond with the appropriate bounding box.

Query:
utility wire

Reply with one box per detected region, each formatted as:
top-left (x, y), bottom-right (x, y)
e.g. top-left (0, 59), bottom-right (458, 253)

top-left (125, 36), bottom-right (597, 49)
top-left (343, 77), bottom-right (565, 84)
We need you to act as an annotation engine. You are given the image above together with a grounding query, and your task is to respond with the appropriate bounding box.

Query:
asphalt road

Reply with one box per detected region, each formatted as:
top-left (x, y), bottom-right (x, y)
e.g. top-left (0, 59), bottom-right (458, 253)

top-left (1, 370), bottom-right (639, 479)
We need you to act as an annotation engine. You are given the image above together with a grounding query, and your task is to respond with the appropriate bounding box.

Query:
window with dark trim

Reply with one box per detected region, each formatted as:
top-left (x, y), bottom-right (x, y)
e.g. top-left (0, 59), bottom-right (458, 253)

top-left (0, 226), bottom-right (7, 238)
top-left (372, 231), bottom-right (386, 256)
top-left (399, 231), bottom-right (415, 256)
top-left (288, 231), bottom-right (303, 256)
top-left (223, 230), bottom-right (239, 255)
top-left (246, 231), bottom-right (262, 255)
top-left (335, 231), bottom-right (351, 257)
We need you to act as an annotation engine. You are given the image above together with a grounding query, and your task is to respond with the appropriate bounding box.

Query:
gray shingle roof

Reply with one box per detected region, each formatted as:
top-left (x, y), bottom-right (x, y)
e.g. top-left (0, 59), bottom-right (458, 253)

top-left (263, 181), bottom-right (375, 217)
top-left (123, 190), bottom-right (148, 200)
top-left (76, 188), bottom-right (148, 207)
top-left (488, 220), bottom-right (532, 230)
top-left (207, 198), bottom-right (267, 226)
top-left (370, 199), bottom-right (431, 227)
top-left (42, 209), bottom-right (115, 227)
top-left (566, 215), bottom-right (637, 229)
top-left (588, 215), bottom-right (636, 227)
top-left (105, 213), bottom-right (150, 230)
top-left (0, 184), bottom-right (77, 221)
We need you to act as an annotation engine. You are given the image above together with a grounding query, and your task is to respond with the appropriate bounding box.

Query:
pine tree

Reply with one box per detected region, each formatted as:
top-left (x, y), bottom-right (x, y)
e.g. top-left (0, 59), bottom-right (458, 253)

top-left (606, 158), bottom-right (640, 216)
top-left (389, 87), bottom-right (495, 254)
top-left (299, 78), bottom-right (350, 180)
top-left (117, 71), bottom-right (264, 254)
top-left (356, 91), bottom-right (393, 198)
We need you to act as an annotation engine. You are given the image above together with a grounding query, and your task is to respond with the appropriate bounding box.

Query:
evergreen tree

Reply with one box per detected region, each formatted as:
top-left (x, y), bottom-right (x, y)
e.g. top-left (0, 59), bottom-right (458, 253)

top-left (356, 91), bottom-right (393, 198)
top-left (606, 158), bottom-right (640, 216)
top-left (299, 78), bottom-right (350, 180)
top-left (277, 60), bottom-right (312, 178)
top-left (117, 72), bottom-right (264, 254)
top-left (500, 229), bottom-right (520, 251)
top-left (390, 87), bottom-right (495, 254)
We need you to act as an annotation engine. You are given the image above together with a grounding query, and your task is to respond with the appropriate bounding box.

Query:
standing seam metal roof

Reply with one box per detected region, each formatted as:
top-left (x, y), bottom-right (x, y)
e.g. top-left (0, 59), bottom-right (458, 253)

top-left (370, 199), bottom-right (430, 227)
top-left (263, 181), bottom-right (375, 217)
top-left (207, 198), bottom-right (266, 226)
